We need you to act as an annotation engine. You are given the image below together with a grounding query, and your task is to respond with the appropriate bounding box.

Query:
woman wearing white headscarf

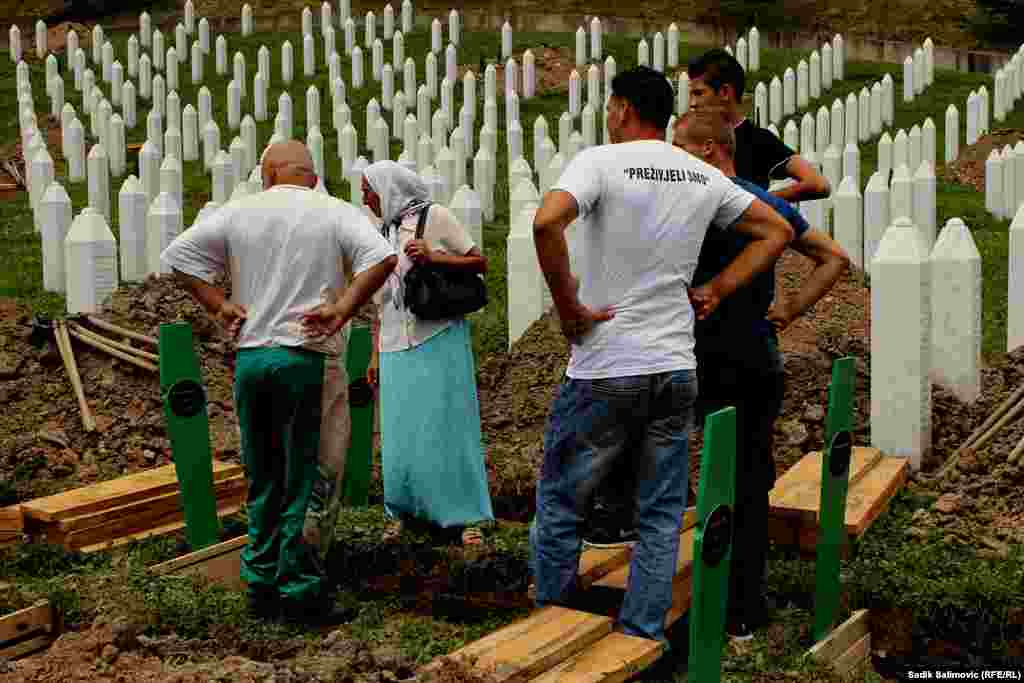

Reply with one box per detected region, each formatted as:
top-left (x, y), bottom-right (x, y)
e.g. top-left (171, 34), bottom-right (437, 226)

top-left (362, 160), bottom-right (494, 545)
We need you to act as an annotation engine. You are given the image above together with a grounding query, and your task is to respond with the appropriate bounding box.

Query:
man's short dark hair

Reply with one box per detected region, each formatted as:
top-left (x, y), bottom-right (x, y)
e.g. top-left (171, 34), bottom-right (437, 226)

top-left (610, 66), bottom-right (674, 131)
top-left (687, 49), bottom-right (746, 102)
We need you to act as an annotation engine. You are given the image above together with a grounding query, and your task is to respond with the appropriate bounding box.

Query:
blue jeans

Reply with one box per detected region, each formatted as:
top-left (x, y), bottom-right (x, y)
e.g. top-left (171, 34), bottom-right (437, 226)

top-left (530, 370), bottom-right (698, 642)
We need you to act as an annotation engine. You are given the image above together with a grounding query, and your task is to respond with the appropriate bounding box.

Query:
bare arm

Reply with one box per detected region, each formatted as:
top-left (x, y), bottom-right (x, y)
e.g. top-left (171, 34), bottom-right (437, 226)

top-left (302, 256), bottom-right (399, 338)
top-left (331, 257), bottom-right (398, 327)
top-left (768, 228), bottom-right (850, 331)
top-left (423, 246), bottom-right (488, 273)
top-left (173, 269), bottom-right (247, 337)
top-left (533, 190), bottom-right (614, 342)
top-left (533, 190), bottom-right (579, 314)
top-left (770, 155), bottom-right (831, 203)
top-left (689, 199), bottom-right (795, 320)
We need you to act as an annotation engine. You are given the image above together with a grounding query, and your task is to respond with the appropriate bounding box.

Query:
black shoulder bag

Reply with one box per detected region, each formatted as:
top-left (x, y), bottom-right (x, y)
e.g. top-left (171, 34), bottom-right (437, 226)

top-left (402, 204), bottom-right (488, 320)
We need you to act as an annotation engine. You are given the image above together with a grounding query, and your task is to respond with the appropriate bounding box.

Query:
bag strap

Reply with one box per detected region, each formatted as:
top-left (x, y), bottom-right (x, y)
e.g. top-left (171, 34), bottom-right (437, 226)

top-left (414, 203), bottom-right (432, 240)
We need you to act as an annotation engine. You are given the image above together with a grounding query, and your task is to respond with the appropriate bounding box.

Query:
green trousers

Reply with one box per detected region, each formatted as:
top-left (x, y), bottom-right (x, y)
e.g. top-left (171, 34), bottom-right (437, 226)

top-left (234, 345), bottom-right (349, 602)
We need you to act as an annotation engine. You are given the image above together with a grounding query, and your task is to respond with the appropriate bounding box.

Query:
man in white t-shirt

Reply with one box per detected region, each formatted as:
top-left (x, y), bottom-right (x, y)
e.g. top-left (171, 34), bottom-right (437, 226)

top-left (161, 141), bottom-right (396, 625)
top-left (530, 66), bottom-right (793, 643)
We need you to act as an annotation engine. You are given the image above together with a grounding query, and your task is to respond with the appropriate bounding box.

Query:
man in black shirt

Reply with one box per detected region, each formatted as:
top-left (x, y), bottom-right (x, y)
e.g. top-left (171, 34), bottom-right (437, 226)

top-left (675, 111), bottom-right (848, 641)
top-left (687, 48), bottom-right (831, 202)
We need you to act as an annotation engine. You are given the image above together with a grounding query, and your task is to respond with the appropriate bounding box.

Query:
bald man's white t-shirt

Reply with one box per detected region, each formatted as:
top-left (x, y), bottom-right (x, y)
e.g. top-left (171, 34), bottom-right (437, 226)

top-left (160, 185), bottom-right (395, 355)
top-left (553, 140), bottom-right (755, 379)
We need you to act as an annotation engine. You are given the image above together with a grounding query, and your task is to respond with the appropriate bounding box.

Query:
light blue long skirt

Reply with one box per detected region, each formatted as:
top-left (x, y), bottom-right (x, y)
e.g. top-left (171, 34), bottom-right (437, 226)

top-left (379, 319), bottom-right (495, 528)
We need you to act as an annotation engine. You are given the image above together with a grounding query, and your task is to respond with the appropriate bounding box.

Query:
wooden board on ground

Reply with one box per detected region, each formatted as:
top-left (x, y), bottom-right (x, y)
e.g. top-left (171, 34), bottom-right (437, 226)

top-left (149, 535), bottom-right (248, 590)
top-left (528, 631), bottom-right (664, 683)
top-left (57, 475), bottom-right (246, 536)
top-left (21, 460), bottom-right (243, 522)
top-left (0, 505), bottom-right (22, 547)
top-left (0, 602), bottom-right (58, 661)
top-left (768, 452), bottom-right (909, 550)
top-left (769, 448), bottom-right (883, 522)
top-left (808, 609), bottom-right (871, 678)
top-left (421, 606), bottom-right (613, 683)
top-left (77, 499), bottom-right (245, 554)
top-left (578, 508), bottom-right (697, 590)
top-left (591, 526), bottom-right (695, 591)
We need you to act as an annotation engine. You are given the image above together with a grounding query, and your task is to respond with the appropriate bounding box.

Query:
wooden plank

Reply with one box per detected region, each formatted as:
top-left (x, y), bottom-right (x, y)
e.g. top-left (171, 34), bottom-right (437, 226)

top-left (663, 573), bottom-right (693, 629)
top-left (65, 488), bottom-right (246, 550)
top-left (22, 461), bottom-right (243, 522)
top-left (807, 609), bottom-right (870, 666)
top-left (528, 632), bottom-right (664, 683)
top-left (843, 457), bottom-right (910, 536)
top-left (769, 448), bottom-right (884, 522)
top-left (149, 535), bottom-right (248, 590)
top-left (578, 508), bottom-right (697, 590)
top-left (592, 527), bottom-right (695, 590)
top-left (0, 634), bottom-right (53, 660)
top-left (57, 475), bottom-right (246, 533)
top-left (421, 606), bottom-right (613, 683)
top-left (833, 633), bottom-right (871, 678)
top-left (76, 499), bottom-right (245, 554)
top-left (0, 506), bottom-right (23, 547)
top-left (0, 603), bottom-right (53, 645)
top-left (149, 535), bottom-right (249, 576)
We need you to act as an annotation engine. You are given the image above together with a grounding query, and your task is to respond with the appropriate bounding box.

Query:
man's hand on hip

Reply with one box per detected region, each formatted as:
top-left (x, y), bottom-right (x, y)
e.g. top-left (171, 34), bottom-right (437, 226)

top-left (557, 300), bottom-right (615, 345)
top-left (688, 283), bottom-right (722, 321)
top-left (217, 301), bottom-right (248, 339)
top-left (301, 303), bottom-right (346, 338)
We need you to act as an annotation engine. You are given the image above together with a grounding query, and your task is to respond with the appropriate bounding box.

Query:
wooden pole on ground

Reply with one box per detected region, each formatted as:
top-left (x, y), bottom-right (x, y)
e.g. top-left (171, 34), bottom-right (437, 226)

top-left (54, 320), bottom-right (96, 432)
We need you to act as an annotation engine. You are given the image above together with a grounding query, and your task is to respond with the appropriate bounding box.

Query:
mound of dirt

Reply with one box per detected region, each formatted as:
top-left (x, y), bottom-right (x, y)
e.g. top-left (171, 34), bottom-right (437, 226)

top-left (0, 275), bottom-right (242, 508)
top-left (477, 250), bottom-right (874, 499)
top-left (941, 128), bottom-right (1024, 193)
top-left (0, 618), bottom-right (498, 682)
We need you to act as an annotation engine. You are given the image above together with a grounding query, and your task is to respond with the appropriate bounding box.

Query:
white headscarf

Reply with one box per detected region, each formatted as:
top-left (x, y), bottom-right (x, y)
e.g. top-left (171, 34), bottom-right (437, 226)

top-left (363, 160), bottom-right (431, 233)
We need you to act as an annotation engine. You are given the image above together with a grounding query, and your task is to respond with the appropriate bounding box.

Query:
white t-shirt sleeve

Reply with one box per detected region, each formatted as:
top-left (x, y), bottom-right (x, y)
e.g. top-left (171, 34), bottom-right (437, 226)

top-left (553, 148), bottom-right (604, 218)
top-left (338, 205), bottom-right (396, 276)
top-left (159, 209), bottom-right (230, 284)
top-left (429, 205), bottom-right (476, 255)
top-left (711, 178), bottom-right (756, 230)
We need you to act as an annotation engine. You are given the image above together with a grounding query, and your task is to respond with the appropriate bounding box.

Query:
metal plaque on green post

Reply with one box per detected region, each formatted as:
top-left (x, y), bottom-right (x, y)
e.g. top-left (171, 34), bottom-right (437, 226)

top-left (159, 322), bottom-right (220, 551)
top-left (341, 323), bottom-right (375, 507)
top-left (688, 407), bottom-right (737, 683)
top-left (812, 356), bottom-right (856, 642)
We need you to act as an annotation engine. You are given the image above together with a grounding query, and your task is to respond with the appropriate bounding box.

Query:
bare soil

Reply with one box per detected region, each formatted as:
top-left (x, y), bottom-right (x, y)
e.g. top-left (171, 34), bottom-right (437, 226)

top-left (942, 128), bottom-right (1024, 191)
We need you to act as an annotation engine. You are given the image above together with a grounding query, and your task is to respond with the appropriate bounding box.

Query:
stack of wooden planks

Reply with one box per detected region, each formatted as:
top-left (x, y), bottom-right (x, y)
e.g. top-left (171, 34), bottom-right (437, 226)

top-left (0, 505), bottom-right (23, 548)
top-left (768, 447), bottom-right (910, 553)
top-left (19, 461), bottom-right (247, 553)
top-left (0, 602), bottom-right (60, 661)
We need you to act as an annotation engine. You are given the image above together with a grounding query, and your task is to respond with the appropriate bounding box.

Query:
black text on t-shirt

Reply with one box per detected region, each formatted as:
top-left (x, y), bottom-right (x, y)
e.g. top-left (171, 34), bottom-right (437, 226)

top-left (624, 167), bottom-right (709, 185)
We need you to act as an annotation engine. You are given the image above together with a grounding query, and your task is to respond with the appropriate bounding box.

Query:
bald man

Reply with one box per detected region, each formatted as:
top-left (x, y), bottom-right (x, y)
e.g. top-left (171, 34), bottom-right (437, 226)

top-left (161, 141), bottom-right (397, 625)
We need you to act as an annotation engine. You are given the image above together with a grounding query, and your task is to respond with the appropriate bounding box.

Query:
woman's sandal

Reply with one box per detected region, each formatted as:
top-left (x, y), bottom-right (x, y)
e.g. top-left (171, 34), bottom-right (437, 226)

top-left (383, 520), bottom-right (403, 543)
top-left (461, 526), bottom-right (485, 547)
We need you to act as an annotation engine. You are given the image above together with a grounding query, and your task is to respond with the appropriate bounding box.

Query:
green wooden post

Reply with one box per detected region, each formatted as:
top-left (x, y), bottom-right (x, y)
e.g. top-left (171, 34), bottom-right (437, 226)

top-left (688, 407), bottom-right (737, 683)
top-left (341, 323), bottom-right (375, 507)
top-left (159, 322), bottom-right (220, 551)
top-left (812, 356), bottom-right (857, 642)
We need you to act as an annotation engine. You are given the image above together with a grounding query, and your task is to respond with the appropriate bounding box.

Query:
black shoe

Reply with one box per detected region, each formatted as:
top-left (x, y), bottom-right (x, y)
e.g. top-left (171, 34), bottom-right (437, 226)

top-left (280, 596), bottom-right (357, 626)
top-left (726, 620), bottom-right (754, 642)
top-left (246, 587), bottom-right (280, 621)
top-left (582, 525), bottom-right (639, 549)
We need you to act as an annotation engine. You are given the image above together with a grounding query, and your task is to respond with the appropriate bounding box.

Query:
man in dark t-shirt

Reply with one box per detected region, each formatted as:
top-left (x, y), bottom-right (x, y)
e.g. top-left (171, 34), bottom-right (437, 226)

top-left (687, 48), bottom-right (831, 202)
top-left (674, 111), bottom-right (849, 640)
